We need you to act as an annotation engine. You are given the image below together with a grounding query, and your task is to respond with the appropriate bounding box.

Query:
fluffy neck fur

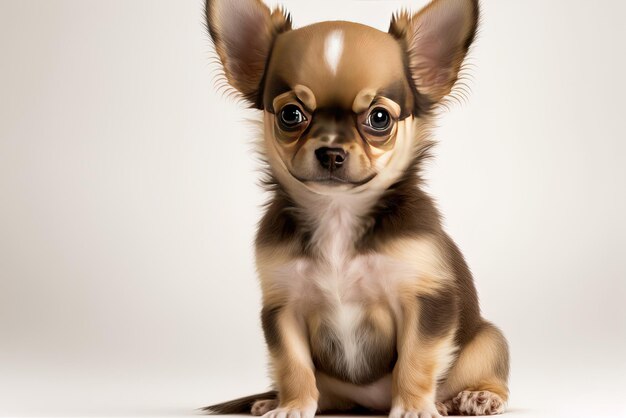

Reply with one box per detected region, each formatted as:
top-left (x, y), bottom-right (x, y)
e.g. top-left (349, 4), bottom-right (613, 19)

top-left (256, 144), bottom-right (442, 256)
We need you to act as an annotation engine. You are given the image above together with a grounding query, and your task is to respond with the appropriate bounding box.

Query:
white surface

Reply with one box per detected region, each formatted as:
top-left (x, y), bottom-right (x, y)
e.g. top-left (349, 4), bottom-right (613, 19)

top-left (0, 0), bottom-right (625, 417)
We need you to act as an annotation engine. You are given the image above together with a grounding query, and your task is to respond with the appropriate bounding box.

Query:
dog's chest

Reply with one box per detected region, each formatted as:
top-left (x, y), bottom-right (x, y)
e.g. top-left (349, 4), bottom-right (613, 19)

top-left (293, 202), bottom-right (391, 306)
top-left (285, 202), bottom-right (402, 383)
top-left (302, 254), bottom-right (398, 384)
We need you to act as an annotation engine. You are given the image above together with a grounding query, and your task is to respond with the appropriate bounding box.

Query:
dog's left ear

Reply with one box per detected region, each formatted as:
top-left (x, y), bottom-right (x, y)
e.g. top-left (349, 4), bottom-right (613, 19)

top-left (389, 0), bottom-right (479, 104)
top-left (205, 0), bottom-right (292, 108)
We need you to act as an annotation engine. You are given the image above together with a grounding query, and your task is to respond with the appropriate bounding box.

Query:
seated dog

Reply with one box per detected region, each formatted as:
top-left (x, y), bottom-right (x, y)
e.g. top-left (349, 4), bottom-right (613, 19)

top-left (203, 0), bottom-right (510, 416)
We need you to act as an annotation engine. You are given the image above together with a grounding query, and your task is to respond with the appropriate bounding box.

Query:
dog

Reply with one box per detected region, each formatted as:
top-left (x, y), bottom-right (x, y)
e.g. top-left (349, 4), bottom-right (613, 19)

top-left (202, 0), bottom-right (509, 416)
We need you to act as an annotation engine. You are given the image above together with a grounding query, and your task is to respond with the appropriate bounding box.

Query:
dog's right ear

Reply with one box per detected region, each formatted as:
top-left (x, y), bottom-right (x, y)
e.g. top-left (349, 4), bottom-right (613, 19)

top-left (389, 0), bottom-right (479, 104)
top-left (205, 0), bottom-right (292, 109)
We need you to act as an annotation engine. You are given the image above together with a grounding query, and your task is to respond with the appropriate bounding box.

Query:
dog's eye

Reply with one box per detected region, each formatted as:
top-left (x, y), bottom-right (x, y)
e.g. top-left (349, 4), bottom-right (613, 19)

top-left (279, 104), bottom-right (306, 128)
top-left (367, 107), bottom-right (391, 131)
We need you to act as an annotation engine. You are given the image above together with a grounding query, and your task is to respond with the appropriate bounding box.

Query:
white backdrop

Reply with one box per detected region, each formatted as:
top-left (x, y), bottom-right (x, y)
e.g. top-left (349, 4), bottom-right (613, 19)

top-left (1, 1), bottom-right (625, 417)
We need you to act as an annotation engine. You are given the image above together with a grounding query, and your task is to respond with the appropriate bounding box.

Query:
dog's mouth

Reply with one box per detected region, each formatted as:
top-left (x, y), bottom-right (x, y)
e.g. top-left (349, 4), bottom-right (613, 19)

top-left (293, 172), bottom-right (376, 186)
top-left (266, 135), bottom-right (379, 191)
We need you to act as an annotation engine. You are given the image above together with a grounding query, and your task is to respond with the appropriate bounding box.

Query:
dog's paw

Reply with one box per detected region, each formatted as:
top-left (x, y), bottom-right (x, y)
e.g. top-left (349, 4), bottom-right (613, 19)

top-left (262, 401), bottom-right (317, 418)
top-left (252, 399), bottom-right (278, 416)
top-left (435, 400), bottom-right (453, 416)
top-left (389, 404), bottom-right (441, 418)
top-left (453, 390), bottom-right (505, 415)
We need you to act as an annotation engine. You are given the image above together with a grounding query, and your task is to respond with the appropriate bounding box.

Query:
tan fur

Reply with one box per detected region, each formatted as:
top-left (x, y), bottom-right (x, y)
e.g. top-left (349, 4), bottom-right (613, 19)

top-left (437, 323), bottom-right (510, 402)
top-left (391, 298), bottom-right (457, 416)
top-left (266, 22), bottom-right (408, 110)
top-left (256, 244), bottom-right (300, 304)
top-left (269, 306), bottom-right (319, 410)
top-left (368, 304), bottom-right (396, 340)
top-left (383, 237), bottom-right (454, 298)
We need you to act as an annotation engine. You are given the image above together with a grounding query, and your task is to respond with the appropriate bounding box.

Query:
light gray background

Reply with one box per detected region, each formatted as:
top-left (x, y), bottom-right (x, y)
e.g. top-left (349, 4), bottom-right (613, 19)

top-left (1, 0), bottom-right (625, 417)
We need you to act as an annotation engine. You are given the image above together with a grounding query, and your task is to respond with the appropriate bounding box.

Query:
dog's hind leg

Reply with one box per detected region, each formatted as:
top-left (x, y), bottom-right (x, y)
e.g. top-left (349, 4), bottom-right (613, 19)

top-left (436, 321), bottom-right (510, 416)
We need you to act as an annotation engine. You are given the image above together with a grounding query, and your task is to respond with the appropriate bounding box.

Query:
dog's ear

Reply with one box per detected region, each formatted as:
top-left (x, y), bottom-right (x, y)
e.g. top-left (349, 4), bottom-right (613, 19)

top-left (205, 0), bottom-right (292, 108)
top-left (389, 0), bottom-right (479, 104)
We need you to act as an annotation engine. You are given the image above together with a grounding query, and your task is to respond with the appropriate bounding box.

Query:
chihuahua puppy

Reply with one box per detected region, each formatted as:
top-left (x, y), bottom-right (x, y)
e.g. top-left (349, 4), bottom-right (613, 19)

top-left (203, 0), bottom-right (509, 416)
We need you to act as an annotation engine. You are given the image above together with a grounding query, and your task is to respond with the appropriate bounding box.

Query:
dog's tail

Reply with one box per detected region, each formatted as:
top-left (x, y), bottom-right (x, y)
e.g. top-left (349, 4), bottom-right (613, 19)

top-left (201, 390), bottom-right (278, 415)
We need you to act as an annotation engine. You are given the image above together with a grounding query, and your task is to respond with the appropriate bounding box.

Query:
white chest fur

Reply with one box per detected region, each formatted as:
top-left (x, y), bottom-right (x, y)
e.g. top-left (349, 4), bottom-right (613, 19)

top-left (295, 196), bottom-right (388, 304)
top-left (271, 197), bottom-right (397, 377)
top-left (266, 194), bottom-right (448, 309)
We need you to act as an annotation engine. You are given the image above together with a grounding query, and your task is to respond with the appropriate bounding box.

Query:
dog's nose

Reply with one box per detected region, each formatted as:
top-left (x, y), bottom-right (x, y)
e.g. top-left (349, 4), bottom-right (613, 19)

top-left (315, 147), bottom-right (347, 170)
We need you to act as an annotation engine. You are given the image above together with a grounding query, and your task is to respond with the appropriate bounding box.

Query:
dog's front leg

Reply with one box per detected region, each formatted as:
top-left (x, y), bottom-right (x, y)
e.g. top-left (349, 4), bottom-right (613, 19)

top-left (390, 291), bottom-right (455, 418)
top-left (261, 303), bottom-right (319, 418)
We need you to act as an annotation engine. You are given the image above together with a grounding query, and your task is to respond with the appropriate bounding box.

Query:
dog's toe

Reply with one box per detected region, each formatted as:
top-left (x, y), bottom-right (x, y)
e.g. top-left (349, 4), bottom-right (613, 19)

top-left (453, 390), bottom-right (505, 415)
top-left (252, 399), bottom-right (278, 416)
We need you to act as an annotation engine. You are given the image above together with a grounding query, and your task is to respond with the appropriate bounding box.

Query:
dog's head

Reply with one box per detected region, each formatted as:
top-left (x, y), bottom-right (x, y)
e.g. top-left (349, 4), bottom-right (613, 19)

top-left (206, 0), bottom-right (478, 198)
